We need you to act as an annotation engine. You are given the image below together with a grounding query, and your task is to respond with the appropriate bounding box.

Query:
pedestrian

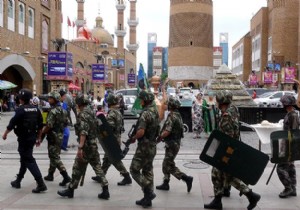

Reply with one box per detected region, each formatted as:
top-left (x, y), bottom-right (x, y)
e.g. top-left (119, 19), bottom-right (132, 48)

top-left (202, 91), bottom-right (217, 135)
top-left (156, 97), bottom-right (193, 192)
top-left (59, 89), bottom-right (70, 151)
top-left (40, 92), bottom-right (71, 186)
top-left (117, 93), bottom-right (125, 116)
top-left (129, 90), bottom-right (160, 208)
top-left (2, 88), bottom-right (47, 193)
top-left (191, 92), bottom-right (204, 138)
top-left (96, 104), bottom-right (106, 117)
top-left (276, 95), bottom-right (299, 198)
top-left (92, 93), bottom-right (132, 185)
top-left (58, 94), bottom-right (110, 199)
top-left (204, 90), bottom-right (260, 210)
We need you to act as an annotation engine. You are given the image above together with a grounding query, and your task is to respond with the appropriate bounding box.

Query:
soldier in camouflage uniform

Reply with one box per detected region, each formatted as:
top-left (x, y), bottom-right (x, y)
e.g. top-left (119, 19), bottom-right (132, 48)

top-left (58, 94), bottom-right (110, 199)
top-left (204, 90), bottom-right (261, 210)
top-left (41, 92), bottom-right (71, 186)
top-left (92, 93), bottom-right (132, 186)
top-left (129, 90), bottom-right (160, 208)
top-left (277, 95), bottom-right (299, 198)
top-left (156, 97), bottom-right (193, 192)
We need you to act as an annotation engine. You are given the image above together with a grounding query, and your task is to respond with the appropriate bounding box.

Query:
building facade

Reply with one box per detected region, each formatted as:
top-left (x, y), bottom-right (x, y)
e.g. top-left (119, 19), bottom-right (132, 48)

top-left (219, 33), bottom-right (228, 66)
top-left (147, 33), bottom-right (157, 78)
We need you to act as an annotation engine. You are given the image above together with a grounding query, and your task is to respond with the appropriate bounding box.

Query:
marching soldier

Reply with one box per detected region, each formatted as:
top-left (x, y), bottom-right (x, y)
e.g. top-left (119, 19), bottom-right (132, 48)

top-left (41, 92), bottom-right (71, 186)
top-left (129, 91), bottom-right (160, 208)
top-left (2, 89), bottom-right (47, 193)
top-left (156, 97), bottom-right (193, 192)
top-left (277, 95), bottom-right (299, 198)
top-left (204, 90), bottom-right (260, 210)
top-left (58, 94), bottom-right (110, 199)
top-left (92, 93), bottom-right (132, 185)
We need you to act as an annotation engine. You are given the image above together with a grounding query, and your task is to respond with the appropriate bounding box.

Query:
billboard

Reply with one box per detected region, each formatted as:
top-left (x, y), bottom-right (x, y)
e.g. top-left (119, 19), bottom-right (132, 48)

top-left (284, 67), bottom-right (296, 83)
top-left (92, 64), bottom-right (106, 82)
top-left (47, 52), bottom-right (73, 80)
top-left (128, 73), bottom-right (136, 86)
top-left (111, 59), bottom-right (125, 68)
top-left (263, 71), bottom-right (273, 84)
top-left (249, 73), bottom-right (257, 85)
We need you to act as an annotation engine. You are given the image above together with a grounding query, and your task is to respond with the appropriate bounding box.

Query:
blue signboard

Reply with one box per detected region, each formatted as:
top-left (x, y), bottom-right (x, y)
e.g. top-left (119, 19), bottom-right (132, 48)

top-left (112, 59), bottom-right (118, 67)
top-left (128, 73), bottom-right (136, 85)
top-left (92, 64), bottom-right (105, 82)
top-left (47, 52), bottom-right (73, 79)
top-left (118, 59), bottom-right (125, 67)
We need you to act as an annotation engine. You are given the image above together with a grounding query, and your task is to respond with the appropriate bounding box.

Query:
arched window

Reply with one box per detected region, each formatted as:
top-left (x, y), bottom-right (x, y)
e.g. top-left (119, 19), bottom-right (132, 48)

top-left (7, 0), bottom-right (15, 31)
top-left (18, 3), bottom-right (25, 35)
top-left (0, 0), bottom-right (3, 27)
top-left (28, 8), bottom-right (34, 38)
top-left (42, 19), bottom-right (49, 52)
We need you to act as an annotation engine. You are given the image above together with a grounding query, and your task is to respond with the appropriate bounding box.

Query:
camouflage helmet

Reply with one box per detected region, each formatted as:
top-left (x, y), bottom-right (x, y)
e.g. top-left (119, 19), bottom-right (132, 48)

top-left (75, 94), bottom-right (90, 106)
top-left (216, 90), bottom-right (232, 105)
top-left (106, 94), bottom-right (119, 105)
top-left (168, 97), bottom-right (181, 109)
top-left (280, 94), bottom-right (296, 106)
top-left (19, 88), bottom-right (33, 102)
top-left (148, 92), bottom-right (155, 102)
top-left (138, 90), bottom-right (151, 102)
top-left (48, 91), bottom-right (61, 102)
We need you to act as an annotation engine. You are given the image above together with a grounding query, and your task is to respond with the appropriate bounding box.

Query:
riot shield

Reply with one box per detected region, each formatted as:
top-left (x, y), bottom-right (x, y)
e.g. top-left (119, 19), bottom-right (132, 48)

top-left (96, 114), bottom-right (124, 163)
top-left (200, 130), bottom-right (269, 185)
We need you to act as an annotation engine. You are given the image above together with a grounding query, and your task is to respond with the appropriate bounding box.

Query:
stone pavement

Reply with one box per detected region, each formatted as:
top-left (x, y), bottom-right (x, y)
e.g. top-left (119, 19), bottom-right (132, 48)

top-left (0, 112), bottom-right (300, 209)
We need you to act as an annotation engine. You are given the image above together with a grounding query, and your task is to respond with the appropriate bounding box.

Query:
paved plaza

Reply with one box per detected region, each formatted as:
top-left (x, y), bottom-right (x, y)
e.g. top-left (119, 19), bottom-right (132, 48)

top-left (0, 112), bottom-right (300, 209)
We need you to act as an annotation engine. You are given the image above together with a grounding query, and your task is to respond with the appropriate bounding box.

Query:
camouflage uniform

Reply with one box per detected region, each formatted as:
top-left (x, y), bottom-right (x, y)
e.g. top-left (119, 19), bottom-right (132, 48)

top-left (156, 98), bottom-right (193, 192)
top-left (277, 95), bottom-right (299, 198)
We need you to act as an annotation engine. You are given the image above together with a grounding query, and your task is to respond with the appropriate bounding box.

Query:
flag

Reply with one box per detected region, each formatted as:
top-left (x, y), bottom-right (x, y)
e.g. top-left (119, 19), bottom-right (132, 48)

top-left (67, 16), bottom-right (71, 27)
top-left (83, 27), bottom-right (90, 40)
top-left (72, 21), bottom-right (75, 28)
top-left (131, 63), bottom-right (149, 115)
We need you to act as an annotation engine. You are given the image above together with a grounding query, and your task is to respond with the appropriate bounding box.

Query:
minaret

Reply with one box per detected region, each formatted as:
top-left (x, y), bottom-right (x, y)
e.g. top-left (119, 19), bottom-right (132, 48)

top-left (115, 0), bottom-right (126, 50)
top-left (75, 0), bottom-right (85, 37)
top-left (168, 0), bottom-right (213, 83)
top-left (127, 0), bottom-right (139, 56)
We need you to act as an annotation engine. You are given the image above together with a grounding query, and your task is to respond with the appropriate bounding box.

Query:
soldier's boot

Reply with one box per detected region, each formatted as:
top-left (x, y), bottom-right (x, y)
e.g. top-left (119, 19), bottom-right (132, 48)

top-left (223, 186), bottom-right (231, 197)
top-left (245, 190), bottom-right (261, 210)
top-left (44, 172), bottom-right (54, 181)
top-left (91, 176), bottom-right (102, 183)
top-left (57, 187), bottom-right (74, 198)
top-left (204, 195), bottom-right (223, 209)
top-left (117, 172), bottom-right (132, 186)
top-left (291, 186), bottom-right (297, 196)
top-left (141, 188), bottom-right (156, 208)
top-left (32, 178), bottom-right (47, 193)
top-left (156, 180), bottom-right (170, 191)
top-left (279, 187), bottom-right (293, 198)
top-left (98, 185), bottom-right (110, 200)
top-left (135, 191), bottom-right (156, 206)
top-left (181, 174), bottom-right (193, 192)
top-left (59, 171), bottom-right (71, 186)
top-left (11, 174), bottom-right (22, 189)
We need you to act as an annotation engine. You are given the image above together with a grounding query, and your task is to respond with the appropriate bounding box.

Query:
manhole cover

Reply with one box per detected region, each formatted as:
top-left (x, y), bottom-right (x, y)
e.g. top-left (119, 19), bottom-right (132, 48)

top-left (183, 160), bottom-right (210, 169)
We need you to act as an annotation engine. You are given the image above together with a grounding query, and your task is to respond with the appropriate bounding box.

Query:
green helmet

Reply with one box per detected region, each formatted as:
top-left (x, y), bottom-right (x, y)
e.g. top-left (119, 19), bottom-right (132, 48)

top-left (106, 94), bottom-right (119, 105)
top-left (75, 94), bottom-right (90, 106)
top-left (48, 91), bottom-right (61, 102)
top-left (138, 90), bottom-right (151, 102)
top-left (216, 90), bottom-right (232, 105)
top-left (148, 92), bottom-right (155, 102)
top-left (168, 97), bottom-right (181, 109)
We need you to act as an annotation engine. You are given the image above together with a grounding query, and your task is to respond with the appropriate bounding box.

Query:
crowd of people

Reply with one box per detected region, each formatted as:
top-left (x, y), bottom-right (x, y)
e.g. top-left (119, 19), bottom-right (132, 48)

top-left (1, 86), bottom-right (299, 209)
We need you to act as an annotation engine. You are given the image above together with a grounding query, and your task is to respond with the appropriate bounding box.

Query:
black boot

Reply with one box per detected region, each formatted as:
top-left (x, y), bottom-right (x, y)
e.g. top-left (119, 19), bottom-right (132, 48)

top-left (91, 176), bottom-right (101, 183)
top-left (44, 171), bottom-right (54, 181)
top-left (136, 190), bottom-right (156, 206)
top-left (291, 186), bottom-right (297, 196)
top-left (279, 187), bottom-right (294, 198)
top-left (156, 180), bottom-right (170, 191)
top-left (204, 195), bottom-right (222, 209)
top-left (57, 187), bottom-right (74, 198)
top-left (11, 174), bottom-right (22, 189)
top-left (223, 186), bottom-right (231, 197)
top-left (141, 188), bottom-right (156, 208)
top-left (98, 185), bottom-right (110, 200)
top-left (245, 190), bottom-right (261, 210)
top-left (117, 173), bottom-right (132, 186)
top-left (59, 170), bottom-right (71, 186)
top-left (181, 174), bottom-right (193, 192)
top-left (32, 178), bottom-right (47, 193)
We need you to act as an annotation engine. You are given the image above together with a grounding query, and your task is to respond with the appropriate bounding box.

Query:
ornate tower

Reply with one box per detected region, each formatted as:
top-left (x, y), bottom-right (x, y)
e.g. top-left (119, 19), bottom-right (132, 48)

top-left (115, 0), bottom-right (126, 50)
top-left (168, 0), bottom-right (213, 85)
top-left (75, 0), bottom-right (85, 37)
top-left (127, 0), bottom-right (139, 56)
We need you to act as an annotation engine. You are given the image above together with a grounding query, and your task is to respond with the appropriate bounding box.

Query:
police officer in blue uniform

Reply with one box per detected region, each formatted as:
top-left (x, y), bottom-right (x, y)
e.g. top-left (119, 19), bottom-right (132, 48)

top-left (2, 88), bottom-right (47, 193)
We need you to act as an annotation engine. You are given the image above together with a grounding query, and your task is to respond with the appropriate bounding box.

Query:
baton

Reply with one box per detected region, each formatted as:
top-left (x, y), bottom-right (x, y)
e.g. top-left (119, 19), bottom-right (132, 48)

top-left (266, 163), bottom-right (277, 185)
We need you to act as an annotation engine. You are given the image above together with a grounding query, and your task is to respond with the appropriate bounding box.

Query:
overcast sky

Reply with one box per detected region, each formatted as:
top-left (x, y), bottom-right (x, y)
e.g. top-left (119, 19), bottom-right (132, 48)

top-left (62, 0), bottom-right (267, 69)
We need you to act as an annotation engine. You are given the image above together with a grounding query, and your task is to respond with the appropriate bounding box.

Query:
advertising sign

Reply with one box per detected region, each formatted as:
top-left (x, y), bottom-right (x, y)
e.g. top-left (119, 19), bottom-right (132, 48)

top-left (47, 52), bottom-right (73, 80)
top-left (249, 73), bottom-right (257, 85)
top-left (112, 59), bottom-right (118, 67)
top-left (263, 71), bottom-right (273, 84)
top-left (128, 73), bottom-right (136, 85)
top-left (111, 59), bottom-right (125, 68)
top-left (92, 64), bottom-right (105, 82)
top-left (284, 67), bottom-right (296, 83)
